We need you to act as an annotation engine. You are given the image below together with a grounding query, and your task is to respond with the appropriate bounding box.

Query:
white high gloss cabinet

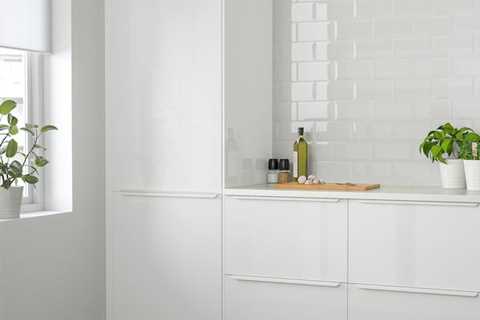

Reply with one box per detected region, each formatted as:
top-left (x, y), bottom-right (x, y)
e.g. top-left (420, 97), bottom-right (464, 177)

top-left (224, 197), bottom-right (347, 282)
top-left (106, 0), bottom-right (222, 193)
top-left (225, 277), bottom-right (347, 320)
top-left (349, 200), bottom-right (480, 291)
top-left (110, 195), bottom-right (222, 320)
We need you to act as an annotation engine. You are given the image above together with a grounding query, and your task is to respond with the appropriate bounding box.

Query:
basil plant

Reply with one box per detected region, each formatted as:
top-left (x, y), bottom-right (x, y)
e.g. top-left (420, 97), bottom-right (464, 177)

top-left (0, 100), bottom-right (57, 190)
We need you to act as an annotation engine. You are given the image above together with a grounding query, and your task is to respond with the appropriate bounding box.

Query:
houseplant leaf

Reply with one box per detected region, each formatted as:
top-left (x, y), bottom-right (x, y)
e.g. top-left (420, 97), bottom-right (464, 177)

top-left (0, 100), bottom-right (16, 115)
top-left (6, 139), bottom-right (18, 158)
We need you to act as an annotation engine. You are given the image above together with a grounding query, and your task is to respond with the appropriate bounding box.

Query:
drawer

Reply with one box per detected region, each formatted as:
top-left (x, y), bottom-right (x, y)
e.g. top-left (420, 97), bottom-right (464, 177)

top-left (225, 276), bottom-right (347, 320)
top-left (224, 196), bottom-right (347, 281)
top-left (349, 284), bottom-right (480, 320)
top-left (349, 200), bottom-right (480, 291)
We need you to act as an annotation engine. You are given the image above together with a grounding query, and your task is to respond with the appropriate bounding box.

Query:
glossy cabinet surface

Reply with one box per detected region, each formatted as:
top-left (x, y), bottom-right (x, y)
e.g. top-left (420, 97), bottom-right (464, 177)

top-left (349, 200), bottom-right (480, 291)
top-left (349, 284), bottom-right (480, 320)
top-left (224, 276), bottom-right (347, 320)
top-left (106, 0), bottom-right (222, 192)
top-left (110, 195), bottom-right (221, 320)
top-left (224, 197), bottom-right (347, 281)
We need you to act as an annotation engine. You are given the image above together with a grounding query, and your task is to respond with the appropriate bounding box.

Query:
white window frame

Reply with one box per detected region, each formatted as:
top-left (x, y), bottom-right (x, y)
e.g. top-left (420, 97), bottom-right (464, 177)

top-left (22, 52), bottom-right (45, 212)
top-left (0, 49), bottom-right (45, 212)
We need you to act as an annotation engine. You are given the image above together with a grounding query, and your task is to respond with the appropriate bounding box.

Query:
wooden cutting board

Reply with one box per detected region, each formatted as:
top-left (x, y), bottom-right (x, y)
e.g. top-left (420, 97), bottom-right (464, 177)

top-left (274, 182), bottom-right (381, 192)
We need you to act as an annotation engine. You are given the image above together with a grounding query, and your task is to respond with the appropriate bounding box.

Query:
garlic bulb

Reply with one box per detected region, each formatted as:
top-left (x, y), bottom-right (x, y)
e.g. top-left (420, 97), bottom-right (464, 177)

top-left (297, 176), bottom-right (307, 184)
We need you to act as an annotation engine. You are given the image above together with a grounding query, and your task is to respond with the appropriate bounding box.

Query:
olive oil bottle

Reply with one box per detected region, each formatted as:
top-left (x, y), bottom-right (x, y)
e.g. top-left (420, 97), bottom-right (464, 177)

top-left (293, 127), bottom-right (308, 179)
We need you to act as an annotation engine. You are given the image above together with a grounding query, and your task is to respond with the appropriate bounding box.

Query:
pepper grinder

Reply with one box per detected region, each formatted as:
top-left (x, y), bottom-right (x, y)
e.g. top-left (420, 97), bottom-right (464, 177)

top-left (278, 159), bottom-right (290, 184)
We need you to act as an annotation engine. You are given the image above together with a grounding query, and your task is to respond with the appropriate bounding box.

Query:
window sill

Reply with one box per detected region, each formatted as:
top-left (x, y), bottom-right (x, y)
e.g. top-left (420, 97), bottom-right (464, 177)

top-left (0, 210), bottom-right (72, 223)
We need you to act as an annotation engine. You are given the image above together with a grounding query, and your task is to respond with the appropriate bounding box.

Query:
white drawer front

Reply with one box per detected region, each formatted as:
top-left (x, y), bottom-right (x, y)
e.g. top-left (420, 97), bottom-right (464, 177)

top-left (349, 284), bottom-right (480, 320)
top-left (225, 197), bottom-right (347, 281)
top-left (349, 200), bottom-right (480, 291)
top-left (225, 276), bottom-right (347, 320)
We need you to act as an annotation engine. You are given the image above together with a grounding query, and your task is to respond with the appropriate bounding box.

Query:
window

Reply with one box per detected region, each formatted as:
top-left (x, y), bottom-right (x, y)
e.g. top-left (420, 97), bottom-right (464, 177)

top-left (0, 48), bottom-right (44, 209)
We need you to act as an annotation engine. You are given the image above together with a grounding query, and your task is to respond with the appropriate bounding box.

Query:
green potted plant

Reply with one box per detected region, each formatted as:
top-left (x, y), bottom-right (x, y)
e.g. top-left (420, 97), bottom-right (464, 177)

top-left (0, 100), bottom-right (57, 219)
top-left (419, 123), bottom-right (471, 189)
top-left (460, 131), bottom-right (480, 191)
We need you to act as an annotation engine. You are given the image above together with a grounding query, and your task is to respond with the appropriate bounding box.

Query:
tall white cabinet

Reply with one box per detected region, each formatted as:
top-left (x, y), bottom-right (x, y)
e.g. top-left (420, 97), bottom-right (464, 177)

top-left (106, 0), bottom-right (223, 319)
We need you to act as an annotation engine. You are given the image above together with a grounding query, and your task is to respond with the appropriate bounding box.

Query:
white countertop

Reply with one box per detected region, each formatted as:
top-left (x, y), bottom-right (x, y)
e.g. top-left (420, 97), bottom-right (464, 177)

top-left (224, 184), bottom-right (480, 203)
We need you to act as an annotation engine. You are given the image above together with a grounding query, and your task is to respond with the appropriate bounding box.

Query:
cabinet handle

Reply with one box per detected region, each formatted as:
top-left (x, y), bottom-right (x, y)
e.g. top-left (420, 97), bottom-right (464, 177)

top-left (358, 200), bottom-right (479, 208)
top-left (356, 284), bottom-right (479, 298)
top-left (229, 196), bottom-right (340, 203)
top-left (118, 190), bottom-right (219, 199)
top-left (228, 275), bottom-right (341, 288)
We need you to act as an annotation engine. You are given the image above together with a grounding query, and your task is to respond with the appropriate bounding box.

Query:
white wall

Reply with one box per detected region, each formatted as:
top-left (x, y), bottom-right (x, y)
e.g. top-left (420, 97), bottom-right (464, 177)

top-left (0, 0), bottom-right (105, 319)
top-left (273, 0), bottom-right (480, 186)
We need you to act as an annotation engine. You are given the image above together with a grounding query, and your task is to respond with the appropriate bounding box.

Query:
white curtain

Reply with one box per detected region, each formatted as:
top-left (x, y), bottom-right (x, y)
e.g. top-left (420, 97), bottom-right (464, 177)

top-left (0, 0), bottom-right (51, 53)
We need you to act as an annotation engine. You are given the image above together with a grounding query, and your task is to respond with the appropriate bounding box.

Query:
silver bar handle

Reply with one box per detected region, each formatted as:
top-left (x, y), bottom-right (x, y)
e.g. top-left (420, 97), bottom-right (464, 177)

top-left (229, 196), bottom-right (340, 203)
top-left (356, 284), bottom-right (479, 298)
top-left (228, 275), bottom-right (342, 288)
top-left (358, 200), bottom-right (479, 208)
top-left (118, 190), bottom-right (219, 199)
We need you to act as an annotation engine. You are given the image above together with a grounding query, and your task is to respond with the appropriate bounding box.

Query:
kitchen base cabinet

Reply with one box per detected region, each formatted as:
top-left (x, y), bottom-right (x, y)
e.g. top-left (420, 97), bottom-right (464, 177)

top-left (224, 197), bottom-right (347, 281)
top-left (349, 200), bottom-right (480, 291)
top-left (110, 195), bottom-right (221, 320)
top-left (349, 284), bottom-right (480, 320)
top-left (224, 276), bottom-right (347, 320)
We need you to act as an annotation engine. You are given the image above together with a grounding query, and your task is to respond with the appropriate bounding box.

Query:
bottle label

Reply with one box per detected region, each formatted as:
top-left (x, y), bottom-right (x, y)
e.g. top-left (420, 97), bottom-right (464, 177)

top-left (293, 151), bottom-right (298, 178)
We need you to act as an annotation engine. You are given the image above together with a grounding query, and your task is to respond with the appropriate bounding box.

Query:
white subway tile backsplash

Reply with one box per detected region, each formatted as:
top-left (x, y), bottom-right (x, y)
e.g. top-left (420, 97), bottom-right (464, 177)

top-left (357, 0), bottom-right (393, 18)
top-left (328, 80), bottom-right (356, 100)
top-left (298, 62), bottom-right (332, 81)
top-left (291, 82), bottom-right (314, 101)
top-left (337, 21), bottom-right (373, 40)
top-left (356, 40), bottom-right (392, 59)
top-left (337, 60), bottom-right (374, 79)
top-left (292, 3), bottom-right (314, 22)
top-left (374, 19), bottom-right (413, 39)
top-left (297, 102), bottom-right (331, 120)
top-left (297, 22), bottom-right (332, 41)
top-left (273, 0), bottom-right (480, 186)
top-left (394, 0), bottom-right (432, 16)
top-left (292, 42), bottom-right (314, 61)
top-left (326, 41), bottom-right (355, 59)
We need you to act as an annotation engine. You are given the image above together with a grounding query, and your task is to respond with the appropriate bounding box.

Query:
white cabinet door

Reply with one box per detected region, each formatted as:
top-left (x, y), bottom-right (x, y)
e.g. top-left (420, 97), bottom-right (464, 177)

top-left (110, 195), bottom-right (221, 320)
top-left (349, 200), bottom-right (480, 291)
top-left (349, 284), bottom-right (480, 320)
top-left (106, 0), bottom-right (222, 193)
top-left (225, 276), bottom-right (347, 320)
top-left (225, 197), bottom-right (347, 281)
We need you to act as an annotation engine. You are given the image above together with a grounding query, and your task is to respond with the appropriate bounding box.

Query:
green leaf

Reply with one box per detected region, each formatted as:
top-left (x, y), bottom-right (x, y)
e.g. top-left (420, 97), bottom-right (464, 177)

top-left (9, 160), bottom-right (23, 177)
top-left (6, 139), bottom-right (18, 158)
top-left (441, 138), bottom-right (453, 155)
top-left (33, 144), bottom-right (47, 151)
top-left (0, 100), bottom-right (16, 115)
top-left (8, 125), bottom-right (18, 135)
top-left (20, 127), bottom-right (35, 135)
top-left (7, 114), bottom-right (18, 126)
top-left (22, 174), bottom-right (39, 185)
top-left (34, 156), bottom-right (49, 167)
top-left (0, 124), bottom-right (9, 131)
top-left (40, 125), bottom-right (58, 133)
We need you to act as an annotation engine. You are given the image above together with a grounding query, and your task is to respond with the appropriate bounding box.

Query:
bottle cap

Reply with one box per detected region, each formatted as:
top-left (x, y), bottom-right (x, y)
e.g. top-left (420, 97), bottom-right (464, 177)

top-left (268, 159), bottom-right (279, 170)
top-left (298, 127), bottom-right (304, 136)
top-left (279, 159), bottom-right (290, 171)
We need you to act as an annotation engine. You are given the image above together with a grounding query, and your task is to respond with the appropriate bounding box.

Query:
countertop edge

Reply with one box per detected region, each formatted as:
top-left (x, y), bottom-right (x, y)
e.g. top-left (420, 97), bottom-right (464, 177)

top-left (223, 185), bottom-right (480, 203)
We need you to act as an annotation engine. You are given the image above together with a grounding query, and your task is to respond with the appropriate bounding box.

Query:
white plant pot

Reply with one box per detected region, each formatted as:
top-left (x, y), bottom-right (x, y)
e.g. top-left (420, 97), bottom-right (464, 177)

top-left (0, 186), bottom-right (23, 219)
top-left (464, 160), bottom-right (480, 191)
top-left (439, 159), bottom-right (466, 189)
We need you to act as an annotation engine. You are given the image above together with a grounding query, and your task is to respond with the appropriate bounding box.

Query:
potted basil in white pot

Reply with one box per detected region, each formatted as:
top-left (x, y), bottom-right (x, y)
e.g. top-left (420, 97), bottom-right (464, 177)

top-left (419, 123), bottom-right (472, 189)
top-left (460, 132), bottom-right (480, 191)
top-left (0, 100), bottom-right (57, 219)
